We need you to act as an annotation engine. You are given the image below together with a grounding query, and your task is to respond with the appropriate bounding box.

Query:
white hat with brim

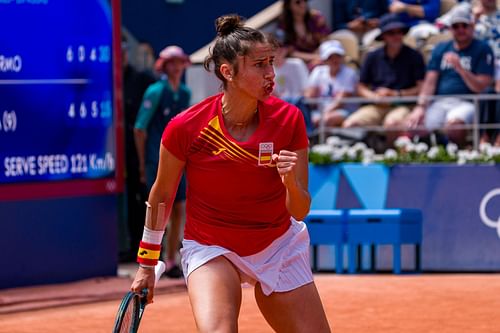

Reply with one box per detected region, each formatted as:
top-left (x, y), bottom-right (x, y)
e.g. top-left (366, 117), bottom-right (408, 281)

top-left (319, 40), bottom-right (345, 61)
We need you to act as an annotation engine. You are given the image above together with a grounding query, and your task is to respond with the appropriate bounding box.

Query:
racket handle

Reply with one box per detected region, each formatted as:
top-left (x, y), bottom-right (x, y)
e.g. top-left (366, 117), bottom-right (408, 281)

top-left (154, 260), bottom-right (166, 285)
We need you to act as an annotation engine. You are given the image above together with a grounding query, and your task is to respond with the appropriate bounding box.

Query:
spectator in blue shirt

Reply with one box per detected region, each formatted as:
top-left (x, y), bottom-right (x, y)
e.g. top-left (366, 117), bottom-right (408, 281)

top-left (388, 0), bottom-right (440, 28)
top-left (332, 0), bottom-right (387, 34)
top-left (406, 10), bottom-right (495, 146)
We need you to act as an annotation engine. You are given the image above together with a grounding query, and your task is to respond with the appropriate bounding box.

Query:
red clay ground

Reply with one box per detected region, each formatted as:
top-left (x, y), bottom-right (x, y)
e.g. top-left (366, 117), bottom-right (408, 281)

top-left (1, 273), bottom-right (500, 333)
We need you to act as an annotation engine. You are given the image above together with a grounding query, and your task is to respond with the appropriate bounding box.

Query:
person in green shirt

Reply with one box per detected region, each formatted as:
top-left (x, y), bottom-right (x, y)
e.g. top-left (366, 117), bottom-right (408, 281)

top-left (134, 45), bottom-right (191, 277)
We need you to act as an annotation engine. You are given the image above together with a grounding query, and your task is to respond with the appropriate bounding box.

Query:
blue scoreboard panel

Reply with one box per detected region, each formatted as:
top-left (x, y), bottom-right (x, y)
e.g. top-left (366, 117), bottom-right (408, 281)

top-left (0, 0), bottom-right (122, 200)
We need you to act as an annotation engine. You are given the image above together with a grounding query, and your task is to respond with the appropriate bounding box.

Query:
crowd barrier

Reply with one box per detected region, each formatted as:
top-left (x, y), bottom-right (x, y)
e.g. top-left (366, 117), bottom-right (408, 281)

top-left (304, 93), bottom-right (500, 149)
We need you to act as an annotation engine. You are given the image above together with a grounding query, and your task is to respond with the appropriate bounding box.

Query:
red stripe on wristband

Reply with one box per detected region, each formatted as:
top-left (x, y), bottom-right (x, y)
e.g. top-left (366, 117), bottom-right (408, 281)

top-left (137, 257), bottom-right (159, 266)
top-left (137, 241), bottom-right (161, 266)
top-left (139, 241), bottom-right (161, 251)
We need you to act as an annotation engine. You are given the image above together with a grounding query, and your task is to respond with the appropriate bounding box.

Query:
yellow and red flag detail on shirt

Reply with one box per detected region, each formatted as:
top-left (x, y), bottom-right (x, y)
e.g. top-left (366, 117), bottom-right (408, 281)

top-left (258, 142), bottom-right (274, 166)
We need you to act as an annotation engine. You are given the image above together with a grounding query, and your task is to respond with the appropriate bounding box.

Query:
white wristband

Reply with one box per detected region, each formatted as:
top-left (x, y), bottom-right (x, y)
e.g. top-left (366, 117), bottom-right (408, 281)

top-left (142, 226), bottom-right (164, 245)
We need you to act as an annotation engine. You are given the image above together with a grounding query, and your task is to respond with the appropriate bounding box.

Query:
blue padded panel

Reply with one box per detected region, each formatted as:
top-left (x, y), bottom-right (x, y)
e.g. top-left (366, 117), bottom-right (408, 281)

top-left (309, 165), bottom-right (340, 209)
top-left (341, 164), bottom-right (389, 208)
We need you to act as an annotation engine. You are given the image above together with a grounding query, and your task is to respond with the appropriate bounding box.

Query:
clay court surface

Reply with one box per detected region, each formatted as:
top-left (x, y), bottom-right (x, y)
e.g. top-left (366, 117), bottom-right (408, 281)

top-left (1, 272), bottom-right (500, 333)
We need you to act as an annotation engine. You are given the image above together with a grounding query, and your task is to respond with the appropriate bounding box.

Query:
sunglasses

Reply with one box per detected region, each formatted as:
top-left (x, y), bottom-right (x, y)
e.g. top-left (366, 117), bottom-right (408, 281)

top-left (293, 0), bottom-right (308, 4)
top-left (451, 23), bottom-right (470, 30)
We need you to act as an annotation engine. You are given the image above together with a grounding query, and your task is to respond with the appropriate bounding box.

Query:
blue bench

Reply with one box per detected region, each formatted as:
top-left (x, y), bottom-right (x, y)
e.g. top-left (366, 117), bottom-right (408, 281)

top-left (307, 164), bottom-right (423, 274)
top-left (304, 209), bottom-right (347, 274)
top-left (347, 208), bottom-right (423, 274)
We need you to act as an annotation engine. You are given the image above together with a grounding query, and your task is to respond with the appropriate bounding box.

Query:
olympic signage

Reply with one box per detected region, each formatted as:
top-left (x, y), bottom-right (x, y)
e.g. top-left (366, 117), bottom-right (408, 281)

top-left (480, 188), bottom-right (500, 239)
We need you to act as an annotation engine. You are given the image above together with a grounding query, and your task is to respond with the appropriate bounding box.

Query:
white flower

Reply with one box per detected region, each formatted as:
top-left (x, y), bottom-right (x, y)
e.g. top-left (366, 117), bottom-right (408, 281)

top-left (311, 144), bottom-right (334, 155)
top-left (405, 142), bottom-right (417, 153)
top-left (352, 142), bottom-right (368, 152)
top-left (415, 142), bottom-right (429, 154)
top-left (446, 143), bottom-right (458, 156)
top-left (427, 146), bottom-right (440, 159)
top-left (468, 150), bottom-right (480, 160)
top-left (479, 142), bottom-right (492, 153)
top-left (491, 147), bottom-right (500, 157)
top-left (363, 148), bottom-right (375, 158)
top-left (347, 147), bottom-right (358, 159)
top-left (384, 149), bottom-right (398, 159)
top-left (326, 136), bottom-right (342, 147)
top-left (394, 136), bottom-right (412, 149)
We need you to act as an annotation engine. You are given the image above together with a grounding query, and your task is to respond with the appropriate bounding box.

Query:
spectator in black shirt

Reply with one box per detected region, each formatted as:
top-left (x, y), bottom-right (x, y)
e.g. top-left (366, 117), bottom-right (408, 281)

top-left (342, 14), bottom-right (426, 144)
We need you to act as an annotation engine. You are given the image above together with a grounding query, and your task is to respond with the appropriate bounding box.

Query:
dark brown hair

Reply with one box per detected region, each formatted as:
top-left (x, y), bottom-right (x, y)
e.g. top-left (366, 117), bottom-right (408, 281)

top-left (279, 0), bottom-right (312, 46)
top-left (204, 14), bottom-right (274, 88)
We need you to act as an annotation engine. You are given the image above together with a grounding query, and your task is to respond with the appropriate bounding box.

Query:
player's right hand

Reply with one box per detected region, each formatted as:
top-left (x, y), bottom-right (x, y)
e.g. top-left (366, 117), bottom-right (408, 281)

top-left (131, 267), bottom-right (156, 304)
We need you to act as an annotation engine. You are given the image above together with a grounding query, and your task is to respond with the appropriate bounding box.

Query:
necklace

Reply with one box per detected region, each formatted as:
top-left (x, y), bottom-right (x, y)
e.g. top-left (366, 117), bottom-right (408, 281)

top-left (222, 106), bottom-right (258, 127)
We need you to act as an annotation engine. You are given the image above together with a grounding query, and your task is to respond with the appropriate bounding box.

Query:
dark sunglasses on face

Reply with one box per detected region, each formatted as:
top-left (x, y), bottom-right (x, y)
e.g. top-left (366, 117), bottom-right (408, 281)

top-left (293, 0), bottom-right (308, 4)
top-left (451, 23), bottom-right (469, 30)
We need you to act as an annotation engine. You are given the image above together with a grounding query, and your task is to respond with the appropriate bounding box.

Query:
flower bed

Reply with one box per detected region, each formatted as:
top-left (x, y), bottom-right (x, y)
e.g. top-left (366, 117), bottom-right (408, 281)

top-left (310, 136), bottom-right (500, 165)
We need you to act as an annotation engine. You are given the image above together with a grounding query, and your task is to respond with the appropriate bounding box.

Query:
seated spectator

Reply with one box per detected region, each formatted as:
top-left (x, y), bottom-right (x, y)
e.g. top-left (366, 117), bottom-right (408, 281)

top-left (331, 0), bottom-right (387, 50)
top-left (272, 31), bottom-right (310, 101)
top-left (343, 14), bottom-right (426, 145)
top-left (304, 39), bottom-right (359, 128)
top-left (270, 31), bottom-right (312, 132)
top-left (406, 10), bottom-right (495, 146)
top-left (277, 0), bottom-right (331, 69)
top-left (388, 0), bottom-right (441, 42)
top-left (332, 0), bottom-right (387, 34)
top-left (473, 0), bottom-right (500, 146)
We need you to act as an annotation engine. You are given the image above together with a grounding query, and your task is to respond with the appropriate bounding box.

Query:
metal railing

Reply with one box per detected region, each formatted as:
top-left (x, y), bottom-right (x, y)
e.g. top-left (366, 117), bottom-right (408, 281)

top-left (304, 94), bottom-right (500, 149)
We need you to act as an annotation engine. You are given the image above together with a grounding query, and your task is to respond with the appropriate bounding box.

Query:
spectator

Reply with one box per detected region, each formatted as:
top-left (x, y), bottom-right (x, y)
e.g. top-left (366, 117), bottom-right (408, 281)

top-left (388, 0), bottom-right (440, 42)
top-left (406, 10), bottom-right (495, 146)
top-left (343, 14), bottom-right (426, 145)
top-left (332, 0), bottom-right (387, 33)
top-left (270, 31), bottom-right (313, 132)
top-left (272, 31), bottom-right (310, 101)
top-left (121, 36), bottom-right (156, 262)
top-left (473, 0), bottom-right (500, 146)
top-left (277, 0), bottom-right (331, 68)
top-left (134, 45), bottom-right (191, 277)
top-left (304, 39), bottom-right (359, 128)
top-left (136, 41), bottom-right (156, 75)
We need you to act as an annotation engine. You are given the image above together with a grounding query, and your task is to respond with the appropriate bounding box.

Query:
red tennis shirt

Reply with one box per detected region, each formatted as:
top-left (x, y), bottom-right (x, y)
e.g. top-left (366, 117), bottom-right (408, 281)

top-left (162, 93), bottom-right (309, 256)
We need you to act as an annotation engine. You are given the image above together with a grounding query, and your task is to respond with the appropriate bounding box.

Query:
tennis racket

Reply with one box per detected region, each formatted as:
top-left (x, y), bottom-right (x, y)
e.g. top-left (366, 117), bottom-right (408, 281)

top-left (112, 261), bottom-right (166, 333)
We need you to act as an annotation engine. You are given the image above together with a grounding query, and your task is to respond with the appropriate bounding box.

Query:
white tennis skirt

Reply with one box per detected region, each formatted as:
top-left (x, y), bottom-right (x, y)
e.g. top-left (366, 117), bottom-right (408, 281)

top-left (180, 218), bottom-right (313, 296)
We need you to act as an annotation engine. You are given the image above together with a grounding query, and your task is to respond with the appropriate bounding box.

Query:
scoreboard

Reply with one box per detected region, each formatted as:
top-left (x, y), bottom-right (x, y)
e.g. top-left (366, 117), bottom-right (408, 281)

top-left (0, 0), bottom-right (122, 200)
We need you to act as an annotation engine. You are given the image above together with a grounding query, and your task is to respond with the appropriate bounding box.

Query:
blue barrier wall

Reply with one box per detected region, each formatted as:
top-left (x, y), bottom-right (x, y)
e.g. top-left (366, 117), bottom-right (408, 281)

top-left (311, 164), bottom-right (500, 271)
top-left (0, 195), bottom-right (118, 289)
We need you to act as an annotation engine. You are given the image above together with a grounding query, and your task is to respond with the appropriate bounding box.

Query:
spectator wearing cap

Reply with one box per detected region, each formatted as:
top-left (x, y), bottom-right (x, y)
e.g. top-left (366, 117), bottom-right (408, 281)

top-left (343, 13), bottom-right (426, 145)
top-left (134, 45), bottom-right (191, 278)
top-left (303, 39), bottom-right (359, 128)
top-left (406, 10), bottom-right (495, 146)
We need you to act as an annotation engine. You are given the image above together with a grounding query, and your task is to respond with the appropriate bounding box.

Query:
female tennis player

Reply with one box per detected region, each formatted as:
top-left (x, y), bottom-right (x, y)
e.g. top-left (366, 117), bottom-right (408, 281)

top-left (131, 14), bottom-right (331, 332)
